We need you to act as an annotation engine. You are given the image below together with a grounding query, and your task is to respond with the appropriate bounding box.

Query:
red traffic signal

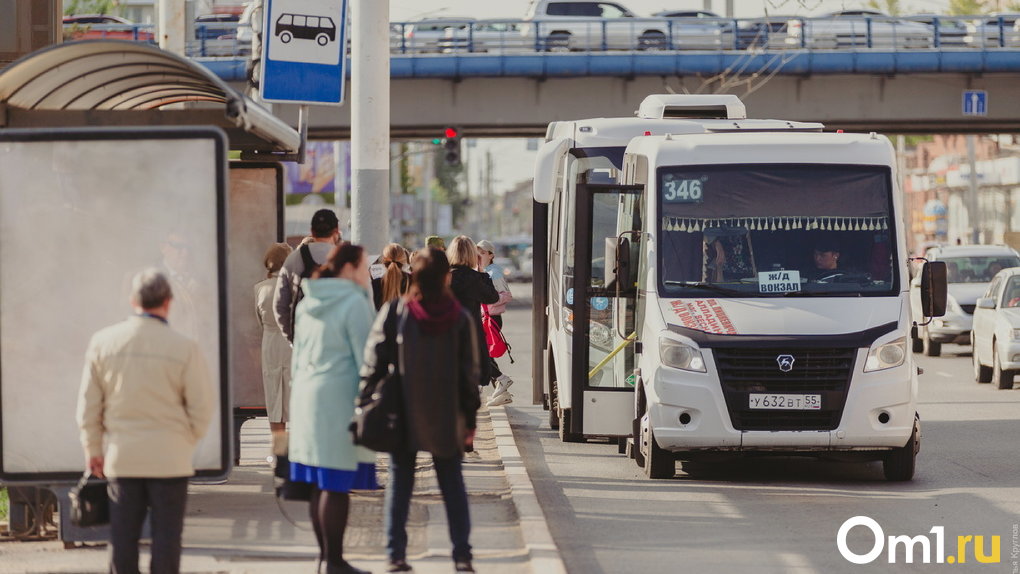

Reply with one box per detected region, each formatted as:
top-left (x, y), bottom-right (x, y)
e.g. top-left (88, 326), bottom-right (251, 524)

top-left (444, 127), bottom-right (459, 139)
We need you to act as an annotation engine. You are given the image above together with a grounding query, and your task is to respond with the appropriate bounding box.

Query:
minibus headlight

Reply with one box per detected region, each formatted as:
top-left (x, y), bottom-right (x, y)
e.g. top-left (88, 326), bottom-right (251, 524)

top-left (659, 338), bottom-right (706, 372)
top-left (865, 337), bottom-right (906, 372)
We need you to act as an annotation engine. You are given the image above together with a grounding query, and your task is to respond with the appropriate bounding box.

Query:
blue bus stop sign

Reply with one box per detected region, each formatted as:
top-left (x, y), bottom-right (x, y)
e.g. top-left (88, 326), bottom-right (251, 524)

top-left (962, 90), bottom-right (987, 116)
top-left (260, 0), bottom-right (348, 105)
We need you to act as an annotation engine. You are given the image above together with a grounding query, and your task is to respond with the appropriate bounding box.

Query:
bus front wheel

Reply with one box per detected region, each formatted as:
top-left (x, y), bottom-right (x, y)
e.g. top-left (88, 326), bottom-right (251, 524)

top-left (548, 378), bottom-right (560, 430)
top-left (280, 31), bottom-right (293, 43)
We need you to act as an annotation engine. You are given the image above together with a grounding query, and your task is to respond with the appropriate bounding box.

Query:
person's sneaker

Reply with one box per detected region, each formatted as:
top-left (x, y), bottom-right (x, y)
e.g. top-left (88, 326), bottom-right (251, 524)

top-left (454, 560), bottom-right (475, 572)
top-left (487, 392), bottom-right (513, 407)
top-left (491, 374), bottom-right (514, 398)
top-left (387, 558), bottom-right (413, 572)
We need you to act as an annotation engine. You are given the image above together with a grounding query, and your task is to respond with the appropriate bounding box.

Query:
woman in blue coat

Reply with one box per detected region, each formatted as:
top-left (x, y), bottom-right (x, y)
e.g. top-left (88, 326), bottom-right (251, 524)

top-left (289, 242), bottom-right (376, 574)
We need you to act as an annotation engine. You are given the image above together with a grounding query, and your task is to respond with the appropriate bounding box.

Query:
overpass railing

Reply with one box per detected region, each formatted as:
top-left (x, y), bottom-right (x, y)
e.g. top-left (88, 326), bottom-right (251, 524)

top-left (60, 15), bottom-right (1020, 59)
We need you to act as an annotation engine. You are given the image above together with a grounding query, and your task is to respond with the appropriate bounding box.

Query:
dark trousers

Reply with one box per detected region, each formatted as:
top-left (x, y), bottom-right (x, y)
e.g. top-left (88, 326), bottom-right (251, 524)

top-left (385, 450), bottom-right (472, 562)
top-left (488, 314), bottom-right (504, 381)
top-left (108, 477), bottom-right (189, 574)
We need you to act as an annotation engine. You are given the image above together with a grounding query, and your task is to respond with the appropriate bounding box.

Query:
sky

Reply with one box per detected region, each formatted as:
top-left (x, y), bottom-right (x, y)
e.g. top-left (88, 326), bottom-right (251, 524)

top-left (390, 0), bottom-right (955, 195)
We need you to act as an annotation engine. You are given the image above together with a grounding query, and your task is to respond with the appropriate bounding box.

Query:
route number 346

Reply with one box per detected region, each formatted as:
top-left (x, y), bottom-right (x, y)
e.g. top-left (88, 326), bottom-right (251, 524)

top-left (663, 178), bottom-right (703, 203)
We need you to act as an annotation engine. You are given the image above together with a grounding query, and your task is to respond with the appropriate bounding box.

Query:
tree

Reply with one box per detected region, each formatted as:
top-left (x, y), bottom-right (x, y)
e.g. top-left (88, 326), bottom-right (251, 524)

top-left (949, 0), bottom-right (991, 14)
top-left (431, 148), bottom-right (467, 224)
top-left (64, 0), bottom-right (121, 15)
top-left (865, 0), bottom-right (908, 15)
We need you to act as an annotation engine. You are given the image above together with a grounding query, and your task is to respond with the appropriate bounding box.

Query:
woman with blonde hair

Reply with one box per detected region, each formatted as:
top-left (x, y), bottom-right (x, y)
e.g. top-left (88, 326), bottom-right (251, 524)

top-left (448, 235), bottom-right (499, 390)
top-left (371, 243), bottom-right (410, 310)
top-left (254, 242), bottom-right (293, 435)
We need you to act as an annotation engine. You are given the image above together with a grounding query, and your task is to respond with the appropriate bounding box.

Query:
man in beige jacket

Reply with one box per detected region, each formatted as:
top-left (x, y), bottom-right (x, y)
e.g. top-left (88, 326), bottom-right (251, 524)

top-left (77, 268), bottom-right (214, 574)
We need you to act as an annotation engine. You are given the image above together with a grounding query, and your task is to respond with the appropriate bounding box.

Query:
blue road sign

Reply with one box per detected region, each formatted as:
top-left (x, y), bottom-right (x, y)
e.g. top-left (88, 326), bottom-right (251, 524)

top-left (962, 90), bottom-right (987, 116)
top-left (260, 0), bottom-right (347, 105)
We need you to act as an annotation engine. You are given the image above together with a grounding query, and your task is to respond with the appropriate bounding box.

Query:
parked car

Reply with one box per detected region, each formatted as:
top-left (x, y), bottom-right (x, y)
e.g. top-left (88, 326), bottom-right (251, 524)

top-left (786, 10), bottom-right (933, 50)
top-left (907, 14), bottom-right (968, 47)
top-left (910, 244), bottom-right (1020, 357)
top-left (521, 0), bottom-right (670, 51)
top-left (195, 13), bottom-right (239, 40)
top-left (651, 9), bottom-right (733, 50)
top-left (971, 266), bottom-right (1020, 389)
top-left (963, 14), bottom-right (1020, 48)
top-left (63, 14), bottom-right (154, 42)
top-left (395, 17), bottom-right (475, 53)
top-left (734, 15), bottom-right (795, 50)
top-left (437, 20), bottom-right (526, 53)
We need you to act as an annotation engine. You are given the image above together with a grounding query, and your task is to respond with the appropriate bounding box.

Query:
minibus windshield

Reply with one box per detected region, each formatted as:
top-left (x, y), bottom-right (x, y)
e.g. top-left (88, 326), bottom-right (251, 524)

top-left (657, 164), bottom-right (898, 298)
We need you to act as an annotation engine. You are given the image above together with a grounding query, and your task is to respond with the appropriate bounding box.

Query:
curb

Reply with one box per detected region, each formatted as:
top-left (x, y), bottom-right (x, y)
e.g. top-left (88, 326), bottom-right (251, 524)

top-left (488, 404), bottom-right (568, 574)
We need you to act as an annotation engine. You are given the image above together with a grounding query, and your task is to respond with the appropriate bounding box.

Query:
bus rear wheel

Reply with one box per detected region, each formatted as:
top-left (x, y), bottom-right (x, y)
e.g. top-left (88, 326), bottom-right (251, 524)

top-left (316, 33), bottom-right (329, 46)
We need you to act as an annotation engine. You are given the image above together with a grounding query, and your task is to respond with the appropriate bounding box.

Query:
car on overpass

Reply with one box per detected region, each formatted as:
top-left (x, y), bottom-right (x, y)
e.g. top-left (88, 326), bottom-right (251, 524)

top-left (437, 20), bottom-right (526, 53)
top-left (785, 10), bottom-right (934, 50)
top-left (395, 17), bottom-right (476, 53)
top-left (521, 0), bottom-right (671, 51)
top-left (963, 14), bottom-right (1020, 48)
top-left (651, 9), bottom-right (733, 50)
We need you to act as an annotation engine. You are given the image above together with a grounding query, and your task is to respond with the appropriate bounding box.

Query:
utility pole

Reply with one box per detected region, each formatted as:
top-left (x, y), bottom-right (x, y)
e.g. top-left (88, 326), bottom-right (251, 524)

top-left (350, 0), bottom-right (390, 253)
top-left (158, 0), bottom-right (186, 55)
top-left (703, 0), bottom-right (712, 11)
top-left (966, 135), bottom-right (980, 244)
top-left (725, 0), bottom-right (734, 17)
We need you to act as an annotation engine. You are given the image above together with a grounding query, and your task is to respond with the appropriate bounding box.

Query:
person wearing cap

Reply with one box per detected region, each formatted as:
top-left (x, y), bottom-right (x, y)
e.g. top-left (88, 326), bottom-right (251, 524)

top-left (273, 209), bottom-right (341, 343)
top-left (255, 243), bottom-right (293, 439)
top-left (477, 240), bottom-right (514, 406)
top-left (810, 241), bottom-right (843, 282)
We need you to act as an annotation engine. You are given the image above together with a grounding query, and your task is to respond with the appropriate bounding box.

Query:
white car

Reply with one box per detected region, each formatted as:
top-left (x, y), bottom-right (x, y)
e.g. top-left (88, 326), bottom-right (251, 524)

top-left (395, 17), bottom-right (475, 53)
top-left (437, 20), bottom-right (526, 53)
top-left (520, 0), bottom-right (670, 51)
top-left (963, 14), bottom-right (1020, 48)
top-left (786, 9), bottom-right (933, 50)
top-left (910, 244), bottom-right (1020, 357)
top-left (971, 267), bottom-right (1020, 389)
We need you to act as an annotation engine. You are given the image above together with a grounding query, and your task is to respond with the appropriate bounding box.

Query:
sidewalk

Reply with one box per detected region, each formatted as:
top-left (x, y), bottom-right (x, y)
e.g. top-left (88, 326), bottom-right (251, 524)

top-left (0, 405), bottom-right (563, 574)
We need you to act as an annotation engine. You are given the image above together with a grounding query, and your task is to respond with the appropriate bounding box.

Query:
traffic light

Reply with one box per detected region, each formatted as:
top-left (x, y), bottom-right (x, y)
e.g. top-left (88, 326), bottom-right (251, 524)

top-left (443, 127), bottom-right (461, 167)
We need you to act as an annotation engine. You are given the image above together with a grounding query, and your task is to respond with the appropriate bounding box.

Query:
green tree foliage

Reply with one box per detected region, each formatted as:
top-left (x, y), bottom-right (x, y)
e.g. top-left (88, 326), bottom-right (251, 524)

top-left (64, 0), bottom-right (121, 16)
top-left (865, 0), bottom-right (907, 15)
top-left (398, 143), bottom-right (414, 195)
top-left (948, 0), bottom-right (992, 14)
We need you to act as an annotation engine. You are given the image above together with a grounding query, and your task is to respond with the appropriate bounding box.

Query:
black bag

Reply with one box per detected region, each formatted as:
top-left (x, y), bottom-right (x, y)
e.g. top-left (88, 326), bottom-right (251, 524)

top-left (286, 244), bottom-right (317, 343)
top-left (69, 471), bottom-right (109, 527)
top-left (350, 302), bottom-right (406, 453)
top-left (273, 452), bottom-right (312, 501)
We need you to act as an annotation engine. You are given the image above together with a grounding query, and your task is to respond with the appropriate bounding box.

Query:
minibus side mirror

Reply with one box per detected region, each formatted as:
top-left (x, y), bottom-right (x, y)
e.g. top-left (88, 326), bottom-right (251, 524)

top-left (605, 236), bottom-right (631, 293)
top-left (920, 261), bottom-right (948, 317)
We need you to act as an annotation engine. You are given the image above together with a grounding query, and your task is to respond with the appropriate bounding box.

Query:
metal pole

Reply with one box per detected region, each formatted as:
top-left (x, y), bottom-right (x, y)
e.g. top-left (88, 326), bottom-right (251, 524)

top-left (350, 0), bottom-right (390, 253)
top-left (703, 0), bottom-right (712, 12)
top-left (158, 0), bottom-right (186, 55)
top-left (967, 135), bottom-right (980, 244)
top-left (724, 0), bottom-right (734, 17)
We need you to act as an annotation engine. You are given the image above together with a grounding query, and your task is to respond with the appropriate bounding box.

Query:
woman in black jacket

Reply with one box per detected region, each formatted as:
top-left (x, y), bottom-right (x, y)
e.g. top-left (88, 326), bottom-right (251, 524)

top-left (447, 235), bottom-right (499, 388)
top-left (359, 247), bottom-right (482, 573)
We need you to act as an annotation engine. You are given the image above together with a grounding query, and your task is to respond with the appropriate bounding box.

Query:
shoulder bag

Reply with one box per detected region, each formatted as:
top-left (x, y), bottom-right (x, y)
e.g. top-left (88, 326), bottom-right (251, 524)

top-left (350, 301), bottom-right (407, 453)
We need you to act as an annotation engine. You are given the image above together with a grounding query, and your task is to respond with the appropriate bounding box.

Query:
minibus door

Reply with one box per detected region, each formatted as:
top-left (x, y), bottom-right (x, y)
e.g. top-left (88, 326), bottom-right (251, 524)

top-left (569, 183), bottom-right (643, 437)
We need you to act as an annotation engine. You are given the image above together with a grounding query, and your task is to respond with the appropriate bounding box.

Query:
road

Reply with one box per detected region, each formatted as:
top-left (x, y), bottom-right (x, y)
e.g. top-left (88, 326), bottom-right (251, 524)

top-left (498, 286), bottom-right (1020, 573)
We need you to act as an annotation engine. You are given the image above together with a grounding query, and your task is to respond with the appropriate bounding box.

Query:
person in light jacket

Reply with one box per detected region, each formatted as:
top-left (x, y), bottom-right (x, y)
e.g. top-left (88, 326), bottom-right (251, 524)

top-left (255, 242), bottom-right (293, 438)
top-left (448, 235), bottom-right (499, 389)
top-left (288, 242), bottom-right (376, 574)
top-left (476, 239), bottom-right (514, 406)
top-left (360, 247), bottom-right (482, 573)
top-left (77, 268), bottom-right (214, 574)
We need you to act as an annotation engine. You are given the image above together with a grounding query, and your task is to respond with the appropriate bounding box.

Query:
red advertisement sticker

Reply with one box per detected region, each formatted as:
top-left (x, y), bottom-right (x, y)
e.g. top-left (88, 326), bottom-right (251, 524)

top-left (670, 298), bottom-right (737, 335)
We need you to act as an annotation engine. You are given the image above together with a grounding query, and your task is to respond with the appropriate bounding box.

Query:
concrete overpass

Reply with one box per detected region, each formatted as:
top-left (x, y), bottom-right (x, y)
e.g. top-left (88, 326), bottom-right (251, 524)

top-left (208, 50), bottom-right (1020, 138)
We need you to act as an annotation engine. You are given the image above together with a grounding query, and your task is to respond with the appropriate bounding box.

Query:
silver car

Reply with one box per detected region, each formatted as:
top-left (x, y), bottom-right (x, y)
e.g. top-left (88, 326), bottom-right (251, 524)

top-left (910, 244), bottom-right (1020, 357)
top-left (786, 9), bottom-right (933, 50)
top-left (972, 267), bottom-right (1020, 389)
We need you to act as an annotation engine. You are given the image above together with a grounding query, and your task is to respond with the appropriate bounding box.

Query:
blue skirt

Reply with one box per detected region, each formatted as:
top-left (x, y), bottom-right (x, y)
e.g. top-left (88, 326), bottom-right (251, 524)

top-left (290, 462), bottom-right (378, 493)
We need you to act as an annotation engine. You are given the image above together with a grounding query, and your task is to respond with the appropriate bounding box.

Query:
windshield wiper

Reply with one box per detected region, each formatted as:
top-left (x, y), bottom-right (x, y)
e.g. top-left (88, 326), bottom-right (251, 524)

top-left (663, 281), bottom-right (746, 296)
top-left (782, 290), bottom-right (864, 297)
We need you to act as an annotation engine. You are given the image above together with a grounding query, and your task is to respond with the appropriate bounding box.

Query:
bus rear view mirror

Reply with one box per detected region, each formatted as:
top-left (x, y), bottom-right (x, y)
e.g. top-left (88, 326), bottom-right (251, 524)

top-left (920, 261), bottom-right (948, 317)
top-left (605, 236), bottom-right (631, 294)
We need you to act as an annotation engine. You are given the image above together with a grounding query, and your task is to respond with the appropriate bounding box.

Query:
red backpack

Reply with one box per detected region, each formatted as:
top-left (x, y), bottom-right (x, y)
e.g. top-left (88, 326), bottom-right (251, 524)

top-left (481, 305), bottom-right (512, 361)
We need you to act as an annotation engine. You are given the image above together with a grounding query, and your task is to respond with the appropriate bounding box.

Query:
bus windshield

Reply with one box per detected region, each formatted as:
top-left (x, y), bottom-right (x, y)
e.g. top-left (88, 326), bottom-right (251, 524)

top-left (657, 164), bottom-right (898, 298)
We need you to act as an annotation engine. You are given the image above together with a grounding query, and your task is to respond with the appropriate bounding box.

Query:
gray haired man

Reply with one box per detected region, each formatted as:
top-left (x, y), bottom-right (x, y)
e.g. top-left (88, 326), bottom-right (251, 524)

top-left (77, 268), bottom-right (214, 574)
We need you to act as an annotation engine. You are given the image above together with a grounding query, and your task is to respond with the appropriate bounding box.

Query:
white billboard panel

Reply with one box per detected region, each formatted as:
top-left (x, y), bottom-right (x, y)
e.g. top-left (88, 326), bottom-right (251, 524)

top-left (228, 164), bottom-right (284, 411)
top-left (0, 128), bottom-right (230, 480)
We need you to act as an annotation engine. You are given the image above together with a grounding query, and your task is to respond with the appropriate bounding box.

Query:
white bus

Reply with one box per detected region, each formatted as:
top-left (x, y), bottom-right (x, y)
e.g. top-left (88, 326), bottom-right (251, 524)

top-left (531, 95), bottom-right (947, 480)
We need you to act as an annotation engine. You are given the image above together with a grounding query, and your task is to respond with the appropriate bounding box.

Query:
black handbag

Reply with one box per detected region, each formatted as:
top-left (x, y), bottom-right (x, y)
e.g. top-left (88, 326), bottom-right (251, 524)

top-left (69, 471), bottom-right (109, 527)
top-left (350, 302), bottom-right (407, 453)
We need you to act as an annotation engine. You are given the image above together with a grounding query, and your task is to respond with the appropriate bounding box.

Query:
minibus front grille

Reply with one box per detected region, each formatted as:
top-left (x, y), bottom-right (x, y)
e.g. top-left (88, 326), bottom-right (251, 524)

top-left (713, 347), bottom-right (855, 431)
